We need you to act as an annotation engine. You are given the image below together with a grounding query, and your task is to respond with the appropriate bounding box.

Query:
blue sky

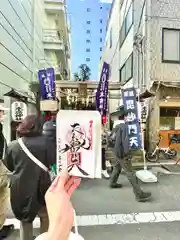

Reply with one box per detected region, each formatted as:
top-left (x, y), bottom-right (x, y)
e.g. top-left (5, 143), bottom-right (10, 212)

top-left (66, 0), bottom-right (112, 80)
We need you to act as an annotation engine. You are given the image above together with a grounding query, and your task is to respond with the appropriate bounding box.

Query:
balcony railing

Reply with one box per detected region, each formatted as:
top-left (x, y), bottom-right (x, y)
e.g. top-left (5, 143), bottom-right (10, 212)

top-left (44, 0), bottom-right (64, 3)
top-left (43, 29), bottom-right (64, 43)
top-left (44, 0), bottom-right (64, 12)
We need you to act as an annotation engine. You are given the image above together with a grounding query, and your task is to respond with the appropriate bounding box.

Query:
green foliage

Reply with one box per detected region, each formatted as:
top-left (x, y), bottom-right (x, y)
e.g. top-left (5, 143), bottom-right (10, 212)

top-left (73, 64), bottom-right (91, 81)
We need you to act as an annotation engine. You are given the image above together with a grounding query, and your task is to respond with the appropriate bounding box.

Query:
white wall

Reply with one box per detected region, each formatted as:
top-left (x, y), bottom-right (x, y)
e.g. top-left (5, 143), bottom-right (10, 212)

top-left (100, 0), bottom-right (121, 113)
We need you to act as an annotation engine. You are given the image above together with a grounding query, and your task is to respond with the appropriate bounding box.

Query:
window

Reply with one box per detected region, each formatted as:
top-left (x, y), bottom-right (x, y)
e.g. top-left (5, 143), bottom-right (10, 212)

top-left (100, 19), bottom-right (103, 23)
top-left (86, 30), bottom-right (91, 34)
top-left (162, 28), bottom-right (180, 63)
top-left (100, 29), bottom-right (102, 33)
top-left (120, 22), bottom-right (126, 46)
top-left (86, 58), bottom-right (90, 62)
top-left (120, 3), bottom-right (133, 47)
top-left (119, 54), bottom-right (133, 83)
top-left (100, 38), bottom-right (102, 42)
top-left (110, 27), bottom-right (112, 48)
top-left (100, 6), bottom-right (102, 9)
top-left (86, 39), bottom-right (91, 43)
top-left (100, 47), bottom-right (102, 51)
top-left (86, 21), bottom-right (91, 24)
top-left (86, 48), bottom-right (90, 52)
top-left (125, 4), bottom-right (133, 33)
top-left (87, 8), bottom-right (91, 12)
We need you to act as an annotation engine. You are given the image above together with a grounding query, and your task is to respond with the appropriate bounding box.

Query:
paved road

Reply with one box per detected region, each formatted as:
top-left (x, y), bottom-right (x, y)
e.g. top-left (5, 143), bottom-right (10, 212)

top-left (5, 174), bottom-right (180, 239)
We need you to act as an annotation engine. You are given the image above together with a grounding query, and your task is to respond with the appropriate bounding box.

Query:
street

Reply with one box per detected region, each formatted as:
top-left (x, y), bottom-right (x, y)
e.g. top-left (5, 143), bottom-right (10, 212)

top-left (5, 174), bottom-right (180, 239)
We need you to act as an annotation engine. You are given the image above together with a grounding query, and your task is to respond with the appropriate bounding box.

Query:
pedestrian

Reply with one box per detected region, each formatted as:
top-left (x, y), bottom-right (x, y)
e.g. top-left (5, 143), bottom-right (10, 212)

top-left (101, 125), bottom-right (110, 179)
top-left (3, 115), bottom-right (56, 240)
top-left (109, 111), bottom-right (152, 202)
top-left (42, 118), bottom-right (57, 177)
top-left (42, 118), bottom-right (56, 144)
top-left (0, 122), bottom-right (14, 238)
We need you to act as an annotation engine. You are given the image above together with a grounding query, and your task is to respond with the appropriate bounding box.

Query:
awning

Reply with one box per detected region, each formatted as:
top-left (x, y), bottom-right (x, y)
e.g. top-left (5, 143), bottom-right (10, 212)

top-left (138, 89), bottom-right (155, 99)
top-left (4, 89), bottom-right (28, 102)
top-left (153, 81), bottom-right (180, 89)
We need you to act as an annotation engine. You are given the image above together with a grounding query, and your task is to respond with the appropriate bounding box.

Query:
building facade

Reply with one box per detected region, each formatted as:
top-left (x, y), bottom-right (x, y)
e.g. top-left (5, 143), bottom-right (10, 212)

top-left (67, 0), bottom-right (112, 80)
top-left (43, 0), bottom-right (71, 80)
top-left (0, 0), bottom-right (70, 142)
top-left (101, 0), bottom-right (180, 147)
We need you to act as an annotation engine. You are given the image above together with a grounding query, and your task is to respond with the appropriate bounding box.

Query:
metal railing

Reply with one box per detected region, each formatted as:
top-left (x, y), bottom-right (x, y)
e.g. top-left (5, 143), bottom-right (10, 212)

top-left (44, 0), bottom-right (64, 3)
top-left (43, 29), bottom-right (64, 43)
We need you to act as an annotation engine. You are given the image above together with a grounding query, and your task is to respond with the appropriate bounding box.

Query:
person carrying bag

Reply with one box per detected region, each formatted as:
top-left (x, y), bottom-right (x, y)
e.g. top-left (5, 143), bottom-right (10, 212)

top-left (3, 115), bottom-right (56, 240)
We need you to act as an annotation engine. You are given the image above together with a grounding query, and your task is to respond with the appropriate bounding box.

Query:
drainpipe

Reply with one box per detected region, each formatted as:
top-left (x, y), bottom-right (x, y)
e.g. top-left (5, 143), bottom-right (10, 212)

top-left (32, 0), bottom-right (36, 82)
top-left (144, 0), bottom-right (151, 89)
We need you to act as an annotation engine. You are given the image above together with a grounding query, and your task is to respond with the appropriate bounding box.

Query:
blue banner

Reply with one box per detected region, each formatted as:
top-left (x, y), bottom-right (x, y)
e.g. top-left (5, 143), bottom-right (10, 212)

top-left (96, 62), bottom-right (109, 115)
top-left (38, 68), bottom-right (56, 100)
top-left (122, 88), bottom-right (141, 149)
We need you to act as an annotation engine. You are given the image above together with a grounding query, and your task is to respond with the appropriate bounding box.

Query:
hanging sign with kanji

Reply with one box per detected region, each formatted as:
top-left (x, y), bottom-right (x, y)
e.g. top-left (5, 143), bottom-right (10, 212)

top-left (122, 88), bottom-right (141, 149)
top-left (11, 101), bottom-right (27, 122)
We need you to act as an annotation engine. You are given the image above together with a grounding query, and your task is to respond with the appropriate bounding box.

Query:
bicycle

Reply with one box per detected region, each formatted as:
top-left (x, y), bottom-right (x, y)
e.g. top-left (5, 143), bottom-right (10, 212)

top-left (145, 134), bottom-right (177, 162)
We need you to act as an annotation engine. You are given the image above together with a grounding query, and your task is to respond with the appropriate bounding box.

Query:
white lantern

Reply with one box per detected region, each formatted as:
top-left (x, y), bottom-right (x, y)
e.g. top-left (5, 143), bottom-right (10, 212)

top-left (11, 101), bottom-right (27, 122)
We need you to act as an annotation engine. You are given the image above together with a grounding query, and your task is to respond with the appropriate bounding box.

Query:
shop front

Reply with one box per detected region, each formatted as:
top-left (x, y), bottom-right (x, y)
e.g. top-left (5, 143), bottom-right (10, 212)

top-left (148, 82), bottom-right (180, 150)
top-left (159, 106), bottom-right (180, 149)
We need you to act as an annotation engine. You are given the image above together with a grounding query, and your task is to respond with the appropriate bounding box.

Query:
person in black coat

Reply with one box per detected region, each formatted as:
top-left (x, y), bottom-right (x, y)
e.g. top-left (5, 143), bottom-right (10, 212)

top-left (3, 115), bottom-right (55, 240)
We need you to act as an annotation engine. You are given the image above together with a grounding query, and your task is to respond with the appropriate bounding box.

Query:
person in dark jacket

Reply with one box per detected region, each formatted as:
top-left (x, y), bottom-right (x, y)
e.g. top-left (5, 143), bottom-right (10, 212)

top-left (42, 119), bottom-right (56, 177)
top-left (42, 118), bottom-right (56, 143)
top-left (110, 112), bottom-right (152, 202)
top-left (3, 115), bottom-right (56, 240)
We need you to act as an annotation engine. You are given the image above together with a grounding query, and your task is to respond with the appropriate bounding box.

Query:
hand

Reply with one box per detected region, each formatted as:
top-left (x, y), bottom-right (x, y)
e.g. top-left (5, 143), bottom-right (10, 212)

top-left (45, 170), bottom-right (81, 239)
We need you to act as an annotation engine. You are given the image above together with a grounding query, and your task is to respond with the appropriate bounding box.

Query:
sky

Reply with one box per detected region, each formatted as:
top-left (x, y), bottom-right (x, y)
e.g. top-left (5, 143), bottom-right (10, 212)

top-left (66, 0), bottom-right (112, 80)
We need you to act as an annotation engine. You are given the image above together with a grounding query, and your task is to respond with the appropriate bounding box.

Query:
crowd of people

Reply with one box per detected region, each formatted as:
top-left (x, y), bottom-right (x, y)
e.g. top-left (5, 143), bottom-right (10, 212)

top-left (0, 110), bottom-right (152, 239)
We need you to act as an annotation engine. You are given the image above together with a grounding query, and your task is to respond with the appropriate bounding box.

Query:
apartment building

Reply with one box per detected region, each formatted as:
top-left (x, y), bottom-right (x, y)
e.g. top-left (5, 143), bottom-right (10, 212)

top-left (101, 0), bottom-right (180, 147)
top-left (43, 0), bottom-right (71, 80)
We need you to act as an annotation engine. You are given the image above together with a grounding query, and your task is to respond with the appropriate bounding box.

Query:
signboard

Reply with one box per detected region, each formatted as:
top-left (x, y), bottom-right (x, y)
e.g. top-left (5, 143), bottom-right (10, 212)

top-left (56, 110), bottom-right (101, 178)
top-left (122, 88), bottom-right (141, 149)
top-left (96, 62), bottom-right (109, 115)
top-left (38, 67), bottom-right (56, 100)
top-left (11, 101), bottom-right (27, 122)
top-left (40, 100), bottom-right (58, 111)
top-left (141, 101), bottom-right (148, 123)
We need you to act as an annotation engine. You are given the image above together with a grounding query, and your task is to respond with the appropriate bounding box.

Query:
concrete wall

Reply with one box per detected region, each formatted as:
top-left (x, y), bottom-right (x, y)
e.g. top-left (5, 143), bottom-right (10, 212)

top-left (149, 0), bottom-right (180, 83)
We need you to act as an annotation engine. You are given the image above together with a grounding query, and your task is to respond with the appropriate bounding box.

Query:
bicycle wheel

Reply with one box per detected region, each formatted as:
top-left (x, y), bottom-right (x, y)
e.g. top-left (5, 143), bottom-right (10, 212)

top-left (169, 149), bottom-right (177, 157)
top-left (165, 149), bottom-right (177, 159)
top-left (145, 152), bottom-right (159, 162)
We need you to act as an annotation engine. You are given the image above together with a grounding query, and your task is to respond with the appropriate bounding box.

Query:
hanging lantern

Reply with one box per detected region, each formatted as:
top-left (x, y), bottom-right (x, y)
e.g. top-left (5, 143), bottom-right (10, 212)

top-left (11, 101), bottom-right (27, 122)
